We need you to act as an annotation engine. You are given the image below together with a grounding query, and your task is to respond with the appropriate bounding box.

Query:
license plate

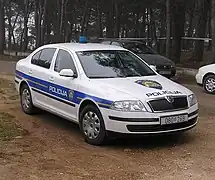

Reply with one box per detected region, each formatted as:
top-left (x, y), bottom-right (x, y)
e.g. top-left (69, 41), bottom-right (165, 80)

top-left (160, 114), bottom-right (188, 125)
top-left (159, 71), bottom-right (171, 75)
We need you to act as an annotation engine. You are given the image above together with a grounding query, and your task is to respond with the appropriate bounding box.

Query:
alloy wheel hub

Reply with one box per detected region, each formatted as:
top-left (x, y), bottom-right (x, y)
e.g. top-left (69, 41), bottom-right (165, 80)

top-left (83, 111), bottom-right (101, 139)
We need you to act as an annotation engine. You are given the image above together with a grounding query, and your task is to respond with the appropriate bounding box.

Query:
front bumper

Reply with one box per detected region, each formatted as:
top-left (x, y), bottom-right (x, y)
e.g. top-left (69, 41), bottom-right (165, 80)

top-left (195, 72), bottom-right (203, 85)
top-left (101, 104), bottom-right (198, 134)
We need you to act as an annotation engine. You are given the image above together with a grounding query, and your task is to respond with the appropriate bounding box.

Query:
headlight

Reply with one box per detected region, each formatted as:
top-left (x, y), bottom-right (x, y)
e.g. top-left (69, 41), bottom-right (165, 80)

top-left (188, 94), bottom-right (197, 107)
top-left (111, 100), bottom-right (147, 112)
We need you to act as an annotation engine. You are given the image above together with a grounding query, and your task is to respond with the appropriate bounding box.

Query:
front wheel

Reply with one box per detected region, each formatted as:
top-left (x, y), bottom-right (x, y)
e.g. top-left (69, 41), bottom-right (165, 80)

top-left (79, 105), bottom-right (107, 146)
top-left (203, 74), bottom-right (215, 94)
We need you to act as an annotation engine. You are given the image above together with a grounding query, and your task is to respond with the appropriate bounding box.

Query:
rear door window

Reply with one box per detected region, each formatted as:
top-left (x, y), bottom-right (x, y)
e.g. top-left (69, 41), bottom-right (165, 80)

top-left (31, 48), bottom-right (56, 69)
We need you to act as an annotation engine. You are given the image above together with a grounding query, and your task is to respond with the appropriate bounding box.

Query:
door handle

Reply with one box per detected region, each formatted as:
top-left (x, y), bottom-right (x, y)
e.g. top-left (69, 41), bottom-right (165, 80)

top-left (29, 69), bottom-right (33, 74)
top-left (49, 77), bottom-right (54, 81)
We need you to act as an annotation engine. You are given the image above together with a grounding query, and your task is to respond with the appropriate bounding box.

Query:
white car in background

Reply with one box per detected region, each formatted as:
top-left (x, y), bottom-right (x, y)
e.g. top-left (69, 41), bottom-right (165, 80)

top-left (15, 42), bottom-right (198, 146)
top-left (196, 64), bottom-right (215, 94)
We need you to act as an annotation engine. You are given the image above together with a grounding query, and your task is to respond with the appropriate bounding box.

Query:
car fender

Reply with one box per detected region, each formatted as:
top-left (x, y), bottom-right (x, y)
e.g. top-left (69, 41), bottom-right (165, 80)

top-left (77, 97), bottom-right (102, 121)
top-left (18, 79), bottom-right (31, 94)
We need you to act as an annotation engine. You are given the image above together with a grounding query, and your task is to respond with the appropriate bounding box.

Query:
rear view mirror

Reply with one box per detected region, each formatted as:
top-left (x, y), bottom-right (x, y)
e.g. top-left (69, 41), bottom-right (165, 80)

top-left (150, 65), bottom-right (157, 72)
top-left (59, 69), bottom-right (77, 77)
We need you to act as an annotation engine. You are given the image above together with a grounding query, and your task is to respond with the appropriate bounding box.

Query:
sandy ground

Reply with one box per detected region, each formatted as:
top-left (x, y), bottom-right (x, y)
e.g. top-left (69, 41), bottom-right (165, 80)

top-left (0, 61), bottom-right (16, 74)
top-left (0, 69), bottom-right (215, 179)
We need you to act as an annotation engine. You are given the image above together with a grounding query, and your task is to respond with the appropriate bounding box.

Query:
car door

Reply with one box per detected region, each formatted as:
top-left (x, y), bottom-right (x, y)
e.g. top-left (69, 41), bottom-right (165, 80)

top-left (46, 48), bottom-right (79, 122)
top-left (29, 47), bottom-right (58, 109)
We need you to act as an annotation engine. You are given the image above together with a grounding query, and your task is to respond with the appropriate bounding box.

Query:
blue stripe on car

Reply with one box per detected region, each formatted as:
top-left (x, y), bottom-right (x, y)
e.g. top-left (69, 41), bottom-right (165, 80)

top-left (15, 70), bottom-right (113, 109)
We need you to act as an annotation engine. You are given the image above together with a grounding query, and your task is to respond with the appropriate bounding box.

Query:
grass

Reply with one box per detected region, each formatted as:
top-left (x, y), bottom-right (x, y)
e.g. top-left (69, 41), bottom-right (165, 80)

top-left (0, 77), bottom-right (19, 101)
top-left (0, 112), bottom-right (27, 141)
top-left (0, 76), bottom-right (26, 141)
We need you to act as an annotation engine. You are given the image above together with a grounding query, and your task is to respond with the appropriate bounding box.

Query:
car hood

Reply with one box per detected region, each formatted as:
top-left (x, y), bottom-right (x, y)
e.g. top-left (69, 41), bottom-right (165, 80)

top-left (90, 75), bottom-right (193, 101)
top-left (137, 54), bottom-right (173, 66)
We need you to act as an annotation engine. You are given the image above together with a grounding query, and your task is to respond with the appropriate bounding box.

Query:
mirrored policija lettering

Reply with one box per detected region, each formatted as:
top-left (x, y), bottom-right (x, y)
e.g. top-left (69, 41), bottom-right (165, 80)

top-left (146, 90), bottom-right (182, 97)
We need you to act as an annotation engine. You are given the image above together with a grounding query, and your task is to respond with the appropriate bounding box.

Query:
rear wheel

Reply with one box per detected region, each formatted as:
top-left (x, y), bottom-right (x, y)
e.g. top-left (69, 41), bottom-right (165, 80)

top-left (203, 74), bottom-right (215, 94)
top-left (20, 84), bottom-right (38, 114)
top-left (79, 105), bottom-right (107, 146)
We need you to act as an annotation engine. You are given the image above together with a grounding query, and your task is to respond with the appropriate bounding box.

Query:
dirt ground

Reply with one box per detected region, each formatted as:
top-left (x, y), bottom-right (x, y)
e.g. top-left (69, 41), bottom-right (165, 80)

top-left (1, 72), bottom-right (215, 180)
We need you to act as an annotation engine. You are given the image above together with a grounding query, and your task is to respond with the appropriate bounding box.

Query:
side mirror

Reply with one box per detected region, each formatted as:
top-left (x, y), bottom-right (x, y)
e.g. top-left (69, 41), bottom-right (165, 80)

top-left (150, 65), bottom-right (157, 72)
top-left (59, 69), bottom-right (77, 78)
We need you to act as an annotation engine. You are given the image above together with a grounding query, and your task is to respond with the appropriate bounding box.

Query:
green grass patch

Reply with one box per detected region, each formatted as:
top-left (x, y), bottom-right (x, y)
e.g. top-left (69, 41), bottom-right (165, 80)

top-left (0, 112), bottom-right (26, 141)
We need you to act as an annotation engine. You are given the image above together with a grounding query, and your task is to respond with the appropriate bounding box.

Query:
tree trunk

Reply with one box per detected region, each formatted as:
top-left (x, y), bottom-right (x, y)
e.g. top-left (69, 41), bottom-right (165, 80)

top-left (212, 0), bottom-right (215, 62)
top-left (97, 0), bottom-right (103, 37)
top-left (64, 0), bottom-right (69, 42)
top-left (22, 0), bottom-right (29, 52)
top-left (66, 24), bottom-right (73, 42)
top-left (0, 0), bottom-right (5, 54)
top-left (192, 0), bottom-right (210, 61)
top-left (7, 5), bottom-right (12, 50)
top-left (146, 8), bottom-right (151, 46)
top-left (171, 0), bottom-right (185, 63)
top-left (208, 13), bottom-right (212, 50)
top-left (81, 0), bottom-right (88, 35)
top-left (115, 1), bottom-right (121, 38)
top-left (35, 0), bottom-right (39, 47)
top-left (185, 1), bottom-right (195, 49)
top-left (41, 0), bottom-right (47, 45)
top-left (84, 7), bottom-right (91, 36)
top-left (106, 0), bottom-right (114, 37)
top-left (140, 10), bottom-right (146, 38)
top-left (166, 0), bottom-right (171, 58)
top-left (11, 13), bottom-right (18, 48)
top-left (60, 0), bottom-right (65, 41)
top-left (149, 8), bottom-right (157, 50)
top-left (159, 7), bottom-right (166, 54)
top-left (35, 2), bottom-right (43, 47)
top-left (56, 0), bottom-right (61, 42)
top-left (207, 0), bottom-right (212, 51)
top-left (19, 26), bottom-right (24, 51)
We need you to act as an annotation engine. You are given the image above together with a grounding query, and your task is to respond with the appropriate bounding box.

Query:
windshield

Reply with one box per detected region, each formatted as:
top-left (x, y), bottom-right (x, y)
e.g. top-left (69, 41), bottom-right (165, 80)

top-left (76, 50), bottom-right (156, 78)
top-left (123, 42), bottom-right (157, 54)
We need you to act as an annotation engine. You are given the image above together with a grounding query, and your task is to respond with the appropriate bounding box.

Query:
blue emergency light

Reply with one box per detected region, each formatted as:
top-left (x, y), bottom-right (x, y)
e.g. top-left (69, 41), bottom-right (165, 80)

top-left (79, 36), bottom-right (88, 43)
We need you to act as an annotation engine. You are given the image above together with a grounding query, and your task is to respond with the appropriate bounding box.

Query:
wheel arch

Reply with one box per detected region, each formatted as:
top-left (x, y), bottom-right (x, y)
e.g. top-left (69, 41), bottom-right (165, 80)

top-left (19, 80), bottom-right (30, 95)
top-left (203, 72), bottom-right (215, 84)
top-left (77, 98), bottom-right (101, 121)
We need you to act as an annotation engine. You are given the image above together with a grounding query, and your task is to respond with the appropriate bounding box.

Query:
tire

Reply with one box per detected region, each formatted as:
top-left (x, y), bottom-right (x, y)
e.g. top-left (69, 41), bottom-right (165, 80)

top-left (20, 84), bottom-right (38, 114)
top-left (203, 74), bottom-right (215, 94)
top-left (79, 105), bottom-right (107, 146)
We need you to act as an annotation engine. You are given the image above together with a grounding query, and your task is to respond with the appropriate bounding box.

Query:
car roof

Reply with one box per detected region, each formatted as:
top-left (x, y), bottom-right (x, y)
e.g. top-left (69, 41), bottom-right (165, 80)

top-left (38, 42), bottom-right (127, 52)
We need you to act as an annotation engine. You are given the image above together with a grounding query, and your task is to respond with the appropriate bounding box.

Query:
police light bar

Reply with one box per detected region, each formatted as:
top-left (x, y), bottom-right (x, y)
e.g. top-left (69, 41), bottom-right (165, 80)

top-left (79, 36), bottom-right (87, 43)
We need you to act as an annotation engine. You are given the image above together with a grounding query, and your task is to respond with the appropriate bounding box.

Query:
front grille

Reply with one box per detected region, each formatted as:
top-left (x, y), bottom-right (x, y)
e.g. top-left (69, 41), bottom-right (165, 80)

top-left (148, 96), bottom-right (188, 112)
top-left (127, 117), bottom-right (197, 132)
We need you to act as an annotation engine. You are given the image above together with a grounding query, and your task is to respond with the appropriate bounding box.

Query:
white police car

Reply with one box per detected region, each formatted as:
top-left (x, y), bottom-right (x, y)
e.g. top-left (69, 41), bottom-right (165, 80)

top-left (15, 42), bottom-right (198, 145)
top-left (196, 64), bottom-right (215, 94)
